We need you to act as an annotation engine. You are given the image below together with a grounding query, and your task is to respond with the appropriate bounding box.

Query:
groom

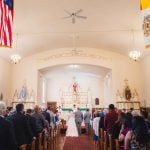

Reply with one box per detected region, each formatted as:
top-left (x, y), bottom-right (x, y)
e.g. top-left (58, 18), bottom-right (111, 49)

top-left (75, 108), bottom-right (83, 135)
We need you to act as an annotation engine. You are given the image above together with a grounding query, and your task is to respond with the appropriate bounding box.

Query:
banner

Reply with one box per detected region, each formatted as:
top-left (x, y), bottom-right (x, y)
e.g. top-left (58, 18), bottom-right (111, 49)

top-left (140, 0), bottom-right (150, 48)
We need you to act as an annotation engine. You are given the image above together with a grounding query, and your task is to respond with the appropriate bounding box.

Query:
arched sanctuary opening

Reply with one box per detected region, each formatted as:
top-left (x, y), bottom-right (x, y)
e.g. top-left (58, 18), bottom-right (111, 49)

top-left (37, 64), bottom-right (112, 110)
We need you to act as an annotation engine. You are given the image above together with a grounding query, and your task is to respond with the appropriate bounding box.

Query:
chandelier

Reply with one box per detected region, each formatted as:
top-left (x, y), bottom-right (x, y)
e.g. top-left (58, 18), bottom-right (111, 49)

top-left (128, 30), bottom-right (142, 61)
top-left (10, 34), bottom-right (21, 64)
top-left (10, 54), bottom-right (21, 64)
top-left (129, 50), bottom-right (142, 61)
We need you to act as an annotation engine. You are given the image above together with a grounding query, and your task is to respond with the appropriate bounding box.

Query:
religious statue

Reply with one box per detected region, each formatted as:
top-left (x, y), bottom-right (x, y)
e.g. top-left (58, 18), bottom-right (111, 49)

top-left (123, 79), bottom-right (131, 101)
top-left (72, 82), bottom-right (78, 93)
top-left (19, 86), bottom-right (27, 100)
top-left (19, 80), bottom-right (28, 101)
top-left (125, 86), bottom-right (131, 101)
top-left (71, 77), bottom-right (79, 94)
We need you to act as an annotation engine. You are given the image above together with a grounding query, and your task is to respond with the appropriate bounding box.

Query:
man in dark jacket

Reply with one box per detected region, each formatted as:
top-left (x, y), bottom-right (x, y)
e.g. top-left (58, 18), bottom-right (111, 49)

top-left (32, 105), bottom-right (46, 133)
top-left (42, 108), bottom-right (51, 125)
top-left (0, 102), bottom-right (18, 150)
top-left (12, 103), bottom-right (34, 146)
top-left (26, 109), bottom-right (37, 136)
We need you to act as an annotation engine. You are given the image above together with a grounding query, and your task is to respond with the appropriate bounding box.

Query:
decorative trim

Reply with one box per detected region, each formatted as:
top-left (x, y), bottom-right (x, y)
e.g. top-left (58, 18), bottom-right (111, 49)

top-left (38, 50), bottom-right (112, 62)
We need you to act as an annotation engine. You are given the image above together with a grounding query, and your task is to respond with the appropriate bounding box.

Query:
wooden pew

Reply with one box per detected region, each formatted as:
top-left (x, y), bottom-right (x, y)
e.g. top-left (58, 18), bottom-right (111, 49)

top-left (99, 129), bottom-right (107, 150)
top-left (99, 129), bottom-right (122, 150)
top-left (43, 131), bottom-right (48, 150)
top-left (53, 127), bottom-right (57, 149)
top-left (108, 134), bottom-right (112, 150)
top-left (99, 128), bottom-right (104, 150)
top-left (20, 144), bottom-right (27, 150)
top-left (47, 137), bottom-right (51, 150)
top-left (47, 128), bottom-right (53, 150)
top-left (36, 132), bottom-right (43, 150)
top-left (26, 138), bottom-right (36, 150)
top-left (115, 139), bottom-right (120, 150)
top-left (103, 131), bottom-right (107, 150)
top-left (31, 138), bottom-right (36, 150)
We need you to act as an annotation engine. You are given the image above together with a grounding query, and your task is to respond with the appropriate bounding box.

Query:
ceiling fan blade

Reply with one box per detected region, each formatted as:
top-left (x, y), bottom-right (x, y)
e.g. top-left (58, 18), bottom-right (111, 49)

top-left (76, 15), bottom-right (87, 19)
top-left (72, 17), bottom-right (75, 24)
top-left (76, 9), bottom-right (83, 15)
top-left (61, 16), bottom-right (72, 19)
top-left (64, 9), bottom-right (72, 16)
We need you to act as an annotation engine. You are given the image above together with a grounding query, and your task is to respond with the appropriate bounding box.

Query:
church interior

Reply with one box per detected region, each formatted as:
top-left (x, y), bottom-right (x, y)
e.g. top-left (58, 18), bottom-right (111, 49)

top-left (0, 0), bottom-right (150, 150)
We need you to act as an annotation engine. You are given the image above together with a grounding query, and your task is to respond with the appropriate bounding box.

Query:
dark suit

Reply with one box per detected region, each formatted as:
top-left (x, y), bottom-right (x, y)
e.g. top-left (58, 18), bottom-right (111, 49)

top-left (12, 113), bottom-right (33, 146)
top-left (84, 111), bottom-right (91, 134)
top-left (75, 110), bottom-right (83, 134)
top-left (26, 114), bottom-right (37, 136)
top-left (42, 111), bottom-right (51, 125)
top-left (0, 116), bottom-right (18, 150)
top-left (32, 112), bottom-right (46, 133)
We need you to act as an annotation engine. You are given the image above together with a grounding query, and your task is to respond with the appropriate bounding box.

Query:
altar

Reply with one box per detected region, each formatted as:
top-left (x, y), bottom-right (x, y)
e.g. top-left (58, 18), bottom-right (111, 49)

top-left (60, 91), bottom-right (91, 109)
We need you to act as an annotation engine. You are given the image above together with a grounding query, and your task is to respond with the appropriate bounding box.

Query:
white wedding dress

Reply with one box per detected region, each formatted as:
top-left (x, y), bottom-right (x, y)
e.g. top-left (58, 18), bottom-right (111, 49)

top-left (66, 111), bottom-right (78, 137)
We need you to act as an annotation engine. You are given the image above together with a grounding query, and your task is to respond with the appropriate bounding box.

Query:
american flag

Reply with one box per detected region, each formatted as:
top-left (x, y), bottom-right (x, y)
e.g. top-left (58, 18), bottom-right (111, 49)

top-left (0, 0), bottom-right (13, 47)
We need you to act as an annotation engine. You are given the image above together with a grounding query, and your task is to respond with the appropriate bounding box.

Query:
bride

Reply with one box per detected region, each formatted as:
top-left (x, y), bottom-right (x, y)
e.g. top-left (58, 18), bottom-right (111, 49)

top-left (66, 110), bottom-right (78, 137)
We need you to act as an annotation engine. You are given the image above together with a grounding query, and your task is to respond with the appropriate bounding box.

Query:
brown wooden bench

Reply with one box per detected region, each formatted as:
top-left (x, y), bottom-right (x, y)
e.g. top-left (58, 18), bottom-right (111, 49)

top-left (20, 144), bottom-right (27, 150)
top-left (36, 132), bottom-right (43, 150)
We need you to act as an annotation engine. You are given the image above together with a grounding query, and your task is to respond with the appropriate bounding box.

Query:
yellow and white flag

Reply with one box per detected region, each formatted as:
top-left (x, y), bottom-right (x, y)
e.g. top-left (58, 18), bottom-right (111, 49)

top-left (140, 0), bottom-right (150, 48)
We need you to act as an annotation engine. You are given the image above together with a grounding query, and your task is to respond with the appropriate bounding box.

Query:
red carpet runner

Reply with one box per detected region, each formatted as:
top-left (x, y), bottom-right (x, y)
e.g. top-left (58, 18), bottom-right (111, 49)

top-left (63, 135), bottom-right (94, 150)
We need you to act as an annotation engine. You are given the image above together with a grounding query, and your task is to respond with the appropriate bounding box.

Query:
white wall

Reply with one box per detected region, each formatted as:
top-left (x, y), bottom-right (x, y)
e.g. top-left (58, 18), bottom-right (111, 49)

top-left (104, 72), bottom-right (112, 107)
top-left (11, 47), bottom-right (143, 107)
top-left (141, 55), bottom-right (150, 107)
top-left (0, 57), bottom-right (11, 105)
top-left (11, 58), bottom-right (38, 103)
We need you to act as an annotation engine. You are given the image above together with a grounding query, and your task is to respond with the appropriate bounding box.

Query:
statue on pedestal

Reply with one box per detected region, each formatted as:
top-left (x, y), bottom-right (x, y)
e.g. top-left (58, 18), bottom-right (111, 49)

top-left (125, 86), bottom-right (131, 101)
top-left (19, 80), bottom-right (28, 101)
top-left (124, 79), bottom-right (131, 101)
top-left (70, 77), bottom-right (80, 104)
top-left (71, 76), bottom-right (80, 94)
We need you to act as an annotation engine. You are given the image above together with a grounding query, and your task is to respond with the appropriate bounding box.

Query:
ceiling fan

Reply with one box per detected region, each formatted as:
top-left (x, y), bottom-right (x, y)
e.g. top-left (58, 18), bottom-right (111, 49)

top-left (62, 9), bottom-right (87, 24)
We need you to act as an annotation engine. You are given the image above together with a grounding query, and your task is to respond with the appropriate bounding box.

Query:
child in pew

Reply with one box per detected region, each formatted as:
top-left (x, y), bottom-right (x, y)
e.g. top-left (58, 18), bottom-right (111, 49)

top-left (93, 112), bottom-right (100, 149)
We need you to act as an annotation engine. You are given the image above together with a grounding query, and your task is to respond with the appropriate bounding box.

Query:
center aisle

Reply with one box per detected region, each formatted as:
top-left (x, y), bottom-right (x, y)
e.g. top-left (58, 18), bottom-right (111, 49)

top-left (63, 135), bottom-right (94, 150)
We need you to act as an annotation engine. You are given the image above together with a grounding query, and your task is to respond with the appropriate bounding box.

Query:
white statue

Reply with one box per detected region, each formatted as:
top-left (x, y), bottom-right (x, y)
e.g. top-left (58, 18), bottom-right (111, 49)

top-left (19, 86), bottom-right (27, 100)
top-left (19, 80), bottom-right (28, 101)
